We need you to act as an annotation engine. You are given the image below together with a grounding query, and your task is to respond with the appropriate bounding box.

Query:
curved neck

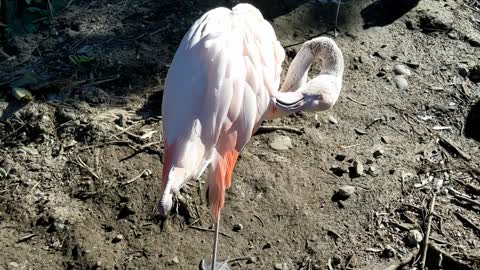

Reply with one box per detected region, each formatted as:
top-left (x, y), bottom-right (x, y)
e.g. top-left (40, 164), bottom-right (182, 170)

top-left (280, 37), bottom-right (344, 93)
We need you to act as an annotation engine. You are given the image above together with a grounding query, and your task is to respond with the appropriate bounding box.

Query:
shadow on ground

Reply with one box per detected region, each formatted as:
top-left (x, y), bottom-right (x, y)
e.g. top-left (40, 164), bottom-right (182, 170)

top-left (465, 100), bottom-right (480, 142)
top-left (361, 0), bottom-right (420, 29)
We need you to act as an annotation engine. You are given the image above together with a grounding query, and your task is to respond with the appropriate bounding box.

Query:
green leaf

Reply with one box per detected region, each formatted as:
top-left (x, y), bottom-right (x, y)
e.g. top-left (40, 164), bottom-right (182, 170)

top-left (11, 87), bottom-right (33, 102)
top-left (69, 55), bottom-right (96, 66)
top-left (10, 72), bottom-right (39, 88)
top-left (0, 168), bottom-right (7, 179)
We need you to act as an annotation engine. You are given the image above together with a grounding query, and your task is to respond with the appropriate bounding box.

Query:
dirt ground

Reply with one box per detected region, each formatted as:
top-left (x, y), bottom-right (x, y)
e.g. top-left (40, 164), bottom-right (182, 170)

top-left (0, 0), bottom-right (479, 269)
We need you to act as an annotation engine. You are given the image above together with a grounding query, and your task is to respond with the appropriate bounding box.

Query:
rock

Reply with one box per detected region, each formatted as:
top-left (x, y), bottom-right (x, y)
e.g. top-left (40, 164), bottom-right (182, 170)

top-left (394, 75), bottom-right (408, 90)
top-left (330, 166), bottom-right (347, 177)
top-left (382, 245), bottom-right (396, 258)
top-left (381, 136), bottom-right (390, 144)
top-left (458, 64), bottom-right (469, 78)
top-left (332, 255), bottom-right (342, 265)
top-left (327, 114), bottom-right (338, 124)
top-left (393, 64), bottom-right (411, 76)
top-left (274, 263), bottom-right (288, 270)
top-left (172, 256), bottom-right (180, 265)
top-left (468, 64), bottom-right (480, 83)
top-left (335, 154), bottom-right (347, 161)
top-left (352, 160), bottom-right (364, 177)
top-left (373, 149), bottom-right (384, 158)
top-left (8, 262), bottom-right (19, 268)
top-left (466, 33), bottom-right (480, 47)
top-left (269, 135), bottom-right (292, 151)
top-left (406, 230), bottom-right (423, 247)
top-left (354, 128), bottom-right (368, 135)
top-left (232, 223), bottom-right (243, 232)
top-left (336, 185), bottom-right (356, 200)
top-left (447, 31), bottom-right (458, 40)
top-left (367, 165), bottom-right (378, 176)
top-left (112, 234), bottom-right (123, 243)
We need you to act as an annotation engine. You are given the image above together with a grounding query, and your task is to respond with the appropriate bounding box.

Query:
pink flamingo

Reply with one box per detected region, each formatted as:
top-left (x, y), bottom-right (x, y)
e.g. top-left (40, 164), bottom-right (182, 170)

top-left (159, 3), bottom-right (344, 269)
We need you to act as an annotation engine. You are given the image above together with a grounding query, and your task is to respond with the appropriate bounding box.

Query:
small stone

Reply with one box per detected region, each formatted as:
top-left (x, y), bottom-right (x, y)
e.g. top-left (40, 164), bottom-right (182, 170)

top-left (8, 262), bottom-right (19, 268)
top-left (367, 165), bottom-right (378, 176)
top-left (354, 128), bottom-right (368, 135)
top-left (336, 185), bottom-right (356, 200)
top-left (394, 75), bottom-right (408, 90)
top-left (232, 223), bottom-right (243, 232)
top-left (335, 154), bottom-right (347, 161)
top-left (382, 245), bottom-right (396, 258)
top-left (330, 166), bottom-right (347, 177)
top-left (381, 136), bottom-right (390, 144)
top-left (373, 149), bottom-right (384, 158)
top-left (352, 160), bottom-right (364, 177)
top-left (393, 64), bottom-right (411, 76)
top-left (406, 230), bottom-right (423, 247)
top-left (263, 242), bottom-right (272, 249)
top-left (447, 31), bottom-right (458, 40)
top-left (269, 135), bottom-right (292, 151)
top-left (246, 257), bottom-right (257, 264)
top-left (458, 64), bottom-right (469, 78)
top-left (332, 255), bottom-right (342, 265)
top-left (327, 114), bottom-right (338, 124)
top-left (468, 64), bottom-right (480, 83)
top-left (112, 234), bottom-right (123, 243)
top-left (274, 263), bottom-right (283, 270)
top-left (168, 256), bottom-right (180, 265)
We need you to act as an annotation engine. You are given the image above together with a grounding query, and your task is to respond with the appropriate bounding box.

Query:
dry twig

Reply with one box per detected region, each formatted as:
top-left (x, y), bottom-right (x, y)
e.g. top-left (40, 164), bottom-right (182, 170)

top-left (256, 125), bottom-right (303, 135)
top-left (347, 96), bottom-right (367, 106)
top-left (189, 225), bottom-right (233, 239)
top-left (420, 192), bottom-right (436, 270)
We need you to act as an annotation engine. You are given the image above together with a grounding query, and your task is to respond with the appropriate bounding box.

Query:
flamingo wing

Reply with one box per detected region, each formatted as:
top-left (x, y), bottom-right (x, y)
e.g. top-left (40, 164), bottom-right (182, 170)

top-left (160, 4), bottom-right (285, 217)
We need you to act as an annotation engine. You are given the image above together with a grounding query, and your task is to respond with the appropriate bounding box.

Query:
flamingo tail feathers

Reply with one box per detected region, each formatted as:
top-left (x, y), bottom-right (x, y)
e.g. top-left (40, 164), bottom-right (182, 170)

top-left (207, 149), bottom-right (239, 218)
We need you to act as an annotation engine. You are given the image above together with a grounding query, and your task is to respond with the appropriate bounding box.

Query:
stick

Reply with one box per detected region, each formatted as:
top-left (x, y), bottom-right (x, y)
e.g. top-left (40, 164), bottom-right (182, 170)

top-left (256, 125), bottom-right (303, 135)
top-left (438, 135), bottom-right (472, 161)
top-left (327, 257), bottom-right (334, 270)
top-left (189, 225), bottom-right (233, 239)
top-left (347, 96), bottom-right (367, 106)
top-left (420, 192), bottom-right (436, 270)
top-left (74, 156), bottom-right (100, 180)
top-left (17, 233), bottom-right (37, 243)
top-left (383, 248), bottom-right (418, 270)
top-left (448, 187), bottom-right (480, 207)
top-left (121, 169), bottom-right (150, 185)
top-left (427, 243), bottom-right (475, 270)
top-left (454, 212), bottom-right (480, 235)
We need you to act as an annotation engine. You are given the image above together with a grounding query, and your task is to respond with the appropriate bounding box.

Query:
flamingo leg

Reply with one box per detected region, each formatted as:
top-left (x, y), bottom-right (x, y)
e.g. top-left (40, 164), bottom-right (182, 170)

top-left (211, 210), bottom-right (221, 270)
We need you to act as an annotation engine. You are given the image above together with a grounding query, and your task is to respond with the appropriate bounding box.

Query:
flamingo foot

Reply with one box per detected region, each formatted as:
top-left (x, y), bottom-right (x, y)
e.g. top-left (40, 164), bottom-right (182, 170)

top-left (199, 259), bottom-right (230, 270)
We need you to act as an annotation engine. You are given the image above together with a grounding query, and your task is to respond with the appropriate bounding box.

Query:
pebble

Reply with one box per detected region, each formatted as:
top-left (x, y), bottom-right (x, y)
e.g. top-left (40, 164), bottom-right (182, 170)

top-left (336, 185), bottom-right (356, 200)
top-left (8, 262), bottom-right (19, 268)
top-left (382, 245), bottom-right (396, 258)
top-left (393, 64), bottom-right (411, 76)
top-left (269, 135), bottom-right (292, 151)
top-left (112, 234), bottom-right (124, 243)
top-left (327, 114), bottom-right (338, 124)
top-left (263, 242), bottom-right (272, 249)
top-left (330, 166), bottom-right (347, 177)
top-left (458, 64), bottom-right (469, 77)
top-left (447, 31), bottom-right (458, 40)
top-left (232, 223), bottom-right (243, 232)
top-left (381, 136), bottom-right (391, 144)
top-left (367, 165), bottom-right (378, 176)
top-left (394, 75), bottom-right (408, 90)
top-left (352, 160), bottom-right (364, 177)
top-left (274, 263), bottom-right (288, 270)
top-left (373, 149), bottom-right (384, 158)
top-left (406, 230), bottom-right (423, 247)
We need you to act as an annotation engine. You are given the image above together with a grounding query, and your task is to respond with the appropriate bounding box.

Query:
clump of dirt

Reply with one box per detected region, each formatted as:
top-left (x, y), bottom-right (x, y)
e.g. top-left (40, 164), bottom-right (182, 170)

top-left (1, 0), bottom-right (480, 269)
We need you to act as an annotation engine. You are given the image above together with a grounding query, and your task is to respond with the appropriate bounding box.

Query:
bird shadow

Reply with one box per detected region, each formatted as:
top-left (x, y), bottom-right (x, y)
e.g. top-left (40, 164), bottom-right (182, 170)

top-left (361, 0), bottom-right (420, 29)
top-left (464, 100), bottom-right (480, 142)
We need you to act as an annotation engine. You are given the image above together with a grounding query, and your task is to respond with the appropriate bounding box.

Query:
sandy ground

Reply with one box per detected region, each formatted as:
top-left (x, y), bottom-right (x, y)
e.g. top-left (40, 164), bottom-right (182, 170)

top-left (0, 0), bottom-right (479, 269)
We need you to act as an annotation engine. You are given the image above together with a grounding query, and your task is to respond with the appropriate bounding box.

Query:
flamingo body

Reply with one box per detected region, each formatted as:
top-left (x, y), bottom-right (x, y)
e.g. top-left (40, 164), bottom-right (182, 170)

top-left (160, 4), bottom-right (286, 218)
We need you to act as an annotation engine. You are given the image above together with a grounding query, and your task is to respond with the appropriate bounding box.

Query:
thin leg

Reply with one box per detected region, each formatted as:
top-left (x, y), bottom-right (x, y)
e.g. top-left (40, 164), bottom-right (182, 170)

top-left (211, 210), bottom-right (221, 270)
top-left (334, 0), bottom-right (342, 37)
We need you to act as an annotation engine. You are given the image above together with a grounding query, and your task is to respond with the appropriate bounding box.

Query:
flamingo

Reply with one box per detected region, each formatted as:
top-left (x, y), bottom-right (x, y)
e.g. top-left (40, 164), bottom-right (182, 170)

top-left (159, 3), bottom-right (344, 269)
